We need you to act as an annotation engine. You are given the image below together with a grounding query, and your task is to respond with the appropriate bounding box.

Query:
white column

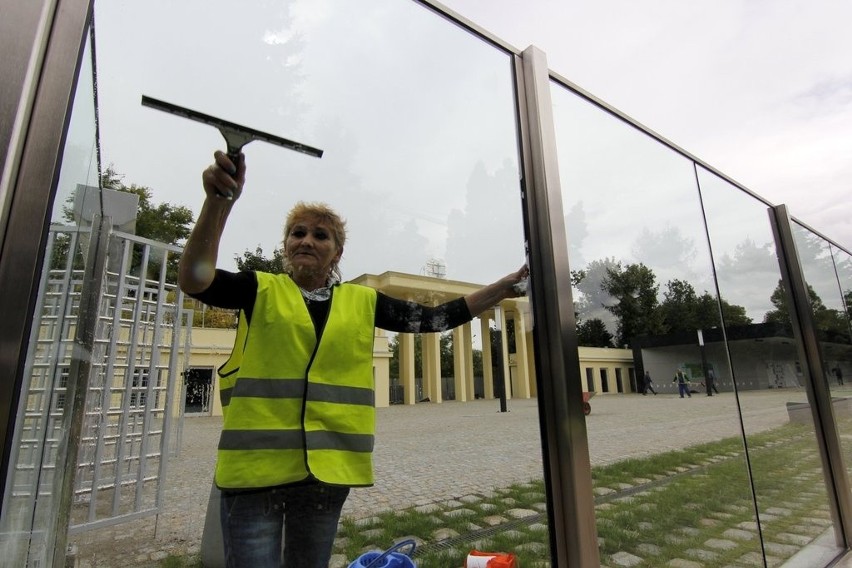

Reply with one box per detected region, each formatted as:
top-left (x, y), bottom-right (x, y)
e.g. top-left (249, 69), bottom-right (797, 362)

top-left (424, 333), bottom-right (442, 403)
top-left (453, 326), bottom-right (469, 401)
top-left (400, 333), bottom-right (416, 405)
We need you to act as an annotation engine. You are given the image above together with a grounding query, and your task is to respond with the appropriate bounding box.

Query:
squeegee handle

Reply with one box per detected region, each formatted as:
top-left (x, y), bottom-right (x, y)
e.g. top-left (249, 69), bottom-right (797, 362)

top-left (226, 146), bottom-right (243, 175)
top-left (220, 130), bottom-right (252, 201)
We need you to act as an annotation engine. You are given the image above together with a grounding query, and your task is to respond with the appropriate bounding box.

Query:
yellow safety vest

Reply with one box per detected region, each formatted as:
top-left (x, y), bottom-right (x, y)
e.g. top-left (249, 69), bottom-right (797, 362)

top-left (215, 272), bottom-right (378, 489)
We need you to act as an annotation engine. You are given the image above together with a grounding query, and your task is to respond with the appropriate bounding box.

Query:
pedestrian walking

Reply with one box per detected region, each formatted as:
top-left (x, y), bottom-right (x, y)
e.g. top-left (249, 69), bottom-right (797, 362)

top-left (705, 368), bottom-right (719, 396)
top-left (672, 368), bottom-right (691, 398)
top-left (643, 370), bottom-right (657, 395)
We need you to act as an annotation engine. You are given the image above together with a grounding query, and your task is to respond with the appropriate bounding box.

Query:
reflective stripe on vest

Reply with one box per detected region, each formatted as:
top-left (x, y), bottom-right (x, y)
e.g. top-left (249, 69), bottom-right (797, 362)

top-left (215, 273), bottom-right (378, 489)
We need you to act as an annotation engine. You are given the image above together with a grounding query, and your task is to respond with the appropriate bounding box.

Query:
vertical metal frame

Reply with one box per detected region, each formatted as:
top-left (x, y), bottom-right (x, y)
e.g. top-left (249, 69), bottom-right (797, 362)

top-left (0, 0), bottom-right (94, 510)
top-left (515, 45), bottom-right (600, 566)
top-left (770, 203), bottom-right (852, 546)
top-left (50, 214), bottom-right (110, 566)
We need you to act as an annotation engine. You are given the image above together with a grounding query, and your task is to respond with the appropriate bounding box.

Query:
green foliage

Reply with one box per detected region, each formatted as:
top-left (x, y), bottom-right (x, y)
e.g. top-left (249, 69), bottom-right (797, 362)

top-left (764, 280), bottom-right (792, 325)
top-left (57, 165), bottom-right (195, 282)
top-left (574, 258), bottom-right (755, 347)
top-left (98, 165), bottom-right (194, 246)
top-left (192, 306), bottom-right (238, 329)
top-left (659, 278), bottom-right (701, 333)
top-left (602, 262), bottom-right (665, 347)
top-left (158, 421), bottom-right (830, 568)
top-left (659, 280), bottom-right (753, 334)
top-left (439, 332), bottom-right (454, 377)
top-left (576, 317), bottom-right (613, 347)
top-left (158, 554), bottom-right (202, 567)
top-left (572, 257), bottom-right (619, 325)
top-left (718, 297), bottom-right (752, 327)
top-left (235, 245), bottom-right (286, 274)
top-left (389, 331), bottom-right (476, 381)
top-left (179, 294), bottom-right (238, 329)
top-left (764, 279), bottom-right (850, 340)
top-left (328, 422), bottom-right (827, 568)
top-left (847, 289), bottom-right (852, 321)
top-left (48, 232), bottom-right (85, 272)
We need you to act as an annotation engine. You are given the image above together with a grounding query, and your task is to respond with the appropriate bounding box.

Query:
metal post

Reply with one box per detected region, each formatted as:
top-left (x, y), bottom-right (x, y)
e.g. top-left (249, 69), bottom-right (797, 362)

top-left (515, 45), bottom-right (600, 567)
top-left (51, 214), bottom-right (110, 567)
top-left (493, 305), bottom-right (508, 413)
top-left (697, 329), bottom-right (710, 395)
top-left (769, 204), bottom-right (852, 546)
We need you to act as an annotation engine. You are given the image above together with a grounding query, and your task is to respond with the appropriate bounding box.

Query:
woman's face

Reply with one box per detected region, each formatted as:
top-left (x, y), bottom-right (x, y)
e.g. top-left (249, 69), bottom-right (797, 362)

top-left (284, 216), bottom-right (343, 280)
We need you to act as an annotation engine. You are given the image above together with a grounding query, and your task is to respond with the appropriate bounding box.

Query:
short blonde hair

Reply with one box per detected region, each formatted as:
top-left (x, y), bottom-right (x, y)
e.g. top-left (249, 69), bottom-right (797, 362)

top-left (281, 201), bottom-right (347, 280)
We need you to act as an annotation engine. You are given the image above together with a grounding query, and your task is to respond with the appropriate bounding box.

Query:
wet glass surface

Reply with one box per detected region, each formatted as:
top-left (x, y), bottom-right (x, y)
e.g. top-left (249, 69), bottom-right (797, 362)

top-left (0, 30), bottom-right (101, 566)
top-left (56, 1), bottom-right (540, 566)
top-left (551, 80), bottom-right (841, 566)
top-left (699, 167), bottom-right (841, 564)
top-left (5, 1), bottom-right (851, 566)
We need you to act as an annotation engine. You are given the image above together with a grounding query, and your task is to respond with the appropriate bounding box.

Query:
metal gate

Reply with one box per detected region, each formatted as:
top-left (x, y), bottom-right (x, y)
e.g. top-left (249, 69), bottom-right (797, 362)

top-left (0, 220), bottom-right (191, 565)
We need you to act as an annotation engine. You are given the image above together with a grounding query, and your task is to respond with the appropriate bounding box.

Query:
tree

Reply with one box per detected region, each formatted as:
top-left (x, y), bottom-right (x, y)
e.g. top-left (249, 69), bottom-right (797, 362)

top-left (439, 332), bottom-right (454, 377)
top-left (235, 246), bottom-right (285, 274)
top-left (165, 290), bottom-right (238, 329)
top-left (188, 300), bottom-right (239, 329)
top-left (602, 262), bottom-right (664, 347)
top-left (51, 166), bottom-right (194, 281)
top-left (659, 279), bottom-right (701, 334)
top-left (102, 167), bottom-right (193, 280)
top-left (765, 280), bottom-right (849, 340)
top-left (846, 289), bottom-right (852, 322)
top-left (388, 331), bottom-right (481, 384)
top-left (577, 318), bottom-right (614, 347)
top-left (572, 257), bottom-right (619, 326)
top-left (94, 167), bottom-right (193, 246)
top-left (713, 296), bottom-right (752, 328)
top-left (55, 165), bottom-right (194, 281)
top-left (659, 279), bottom-right (751, 335)
top-left (764, 281), bottom-right (791, 325)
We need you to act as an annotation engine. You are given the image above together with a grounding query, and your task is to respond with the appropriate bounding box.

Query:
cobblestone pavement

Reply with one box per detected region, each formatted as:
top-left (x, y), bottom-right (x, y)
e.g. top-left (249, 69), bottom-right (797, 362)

top-left (68, 388), bottom-right (822, 566)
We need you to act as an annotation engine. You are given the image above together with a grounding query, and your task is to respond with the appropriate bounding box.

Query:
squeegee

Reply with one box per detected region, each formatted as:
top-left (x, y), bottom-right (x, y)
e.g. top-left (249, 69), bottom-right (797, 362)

top-left (141, 95), bottom-right (323, 198)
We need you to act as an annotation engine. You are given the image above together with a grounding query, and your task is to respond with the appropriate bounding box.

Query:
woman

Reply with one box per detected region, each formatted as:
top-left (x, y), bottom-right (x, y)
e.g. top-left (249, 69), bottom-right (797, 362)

top-left (178, 151), bottom-right (529, 568)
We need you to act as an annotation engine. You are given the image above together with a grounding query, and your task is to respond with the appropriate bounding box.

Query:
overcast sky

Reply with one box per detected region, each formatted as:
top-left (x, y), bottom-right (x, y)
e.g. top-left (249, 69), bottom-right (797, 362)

top-left (86, 0), bottom-right (851, 319)
top-left (439, 0), bottom-right (852, 250)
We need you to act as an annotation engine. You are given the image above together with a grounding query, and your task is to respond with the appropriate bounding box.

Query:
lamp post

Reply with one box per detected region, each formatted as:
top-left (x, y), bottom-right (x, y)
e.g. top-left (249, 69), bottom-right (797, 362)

top-left (494, 304), bottom-right (508, 413)
top-left (698, 329), bottom-right (710, 395)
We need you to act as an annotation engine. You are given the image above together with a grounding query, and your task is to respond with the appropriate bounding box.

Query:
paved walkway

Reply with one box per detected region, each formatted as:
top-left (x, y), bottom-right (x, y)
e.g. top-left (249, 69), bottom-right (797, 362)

top-left (68, 388), bottom-right (817, 566)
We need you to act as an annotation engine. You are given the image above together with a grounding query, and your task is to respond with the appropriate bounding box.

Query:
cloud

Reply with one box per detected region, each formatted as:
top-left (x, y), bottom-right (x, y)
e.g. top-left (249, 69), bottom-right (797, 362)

top-left (441, 0), bottom-right (852, 251)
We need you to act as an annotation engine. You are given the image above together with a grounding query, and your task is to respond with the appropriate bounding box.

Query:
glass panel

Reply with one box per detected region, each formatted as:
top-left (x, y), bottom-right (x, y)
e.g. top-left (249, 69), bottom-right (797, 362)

top-left (793, 225), bottom-right (852, 399)
top-left (698, 167), bottom-right (841, 565)
top-left (830, 246), bottom-right (852, 502)
top-left (551, 84), bottom-right (764, 566)
top-left (75, 1), bottom-right (540, 567)
top-left (794, 223), bottom-right (852, 529)
top-left (0, 31), bottom-right (100, 566)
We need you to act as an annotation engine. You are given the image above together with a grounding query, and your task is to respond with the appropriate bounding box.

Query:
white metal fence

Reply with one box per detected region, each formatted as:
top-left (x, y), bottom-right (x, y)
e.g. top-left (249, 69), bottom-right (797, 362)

top-left (0, 222), bottom-right (190, 565)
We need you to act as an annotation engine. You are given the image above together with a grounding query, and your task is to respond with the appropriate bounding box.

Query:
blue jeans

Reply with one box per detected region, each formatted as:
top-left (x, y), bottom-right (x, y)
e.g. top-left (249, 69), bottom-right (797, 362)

top-left (220, 483), bottom-right (350, 568)
top-left (678, 383), bottom-right (691, 398)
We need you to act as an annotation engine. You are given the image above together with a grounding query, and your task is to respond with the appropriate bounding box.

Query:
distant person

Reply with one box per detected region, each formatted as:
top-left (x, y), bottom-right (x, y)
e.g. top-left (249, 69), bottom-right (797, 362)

top-left (833, 367), bottom-right (844, 386)
top-left (642, 370), bottom-right (657, 395)
top-left (705, 368), bottom-right (719, 396)
top-left (672, 368), bottom-right (691, 398)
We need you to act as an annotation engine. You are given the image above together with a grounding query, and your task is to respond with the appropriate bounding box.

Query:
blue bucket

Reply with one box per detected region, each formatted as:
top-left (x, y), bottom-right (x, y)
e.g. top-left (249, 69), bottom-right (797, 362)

top-left (348, 539), bottom-right (416, 568)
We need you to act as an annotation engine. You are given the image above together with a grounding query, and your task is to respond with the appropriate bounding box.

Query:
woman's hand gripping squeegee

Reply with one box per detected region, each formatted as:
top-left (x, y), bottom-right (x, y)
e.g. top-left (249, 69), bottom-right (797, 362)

top-left (140, 95), bottom-right (323, 200)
